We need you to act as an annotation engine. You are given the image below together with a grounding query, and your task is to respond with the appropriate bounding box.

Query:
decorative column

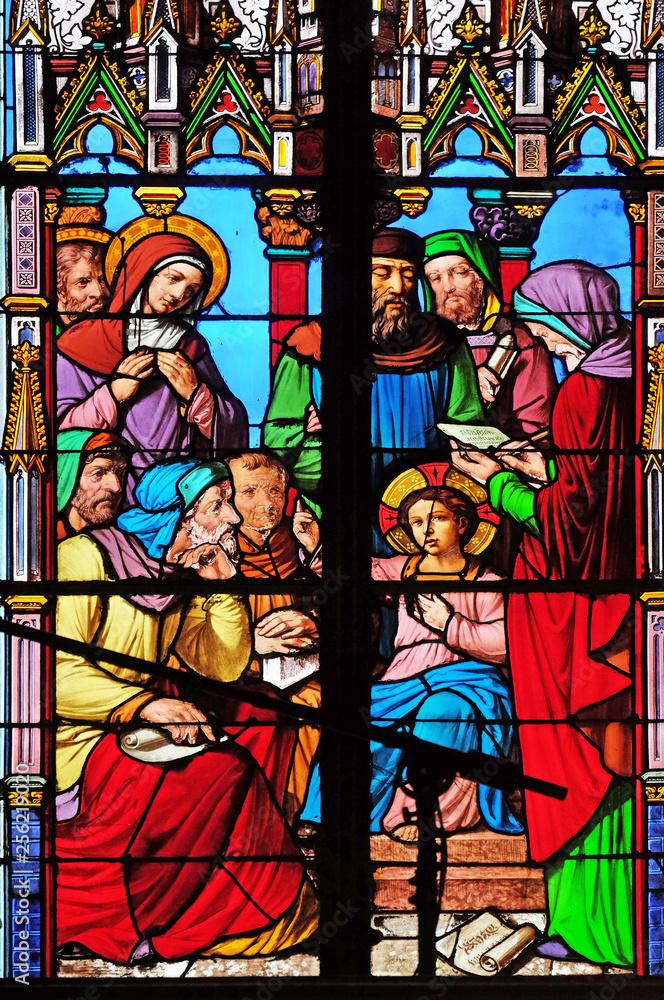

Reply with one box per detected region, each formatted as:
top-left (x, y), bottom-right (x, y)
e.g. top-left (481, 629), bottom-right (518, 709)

top-left (4, 598), bottom-right (47, 984)
top-left (640, 591), bottom-right (664, 976)
top-left (270, 0), bottom-right (296, 176)
top-left (637, 185), bottom-right (664, 974)
top-left (9, 18), bottom-right (52, 173)
top-left (639, 192), bottom-right (664, 578)
top-left (509, 24), bottom-right (552, 179)
top-left (469, 188), bottom-right (555, 303)
top-left (254, 188), bottom-right (319, 366)
top-left (143, 20), bottom-right (183, 174)
top-left (2, 186), bottom-right (50, 979)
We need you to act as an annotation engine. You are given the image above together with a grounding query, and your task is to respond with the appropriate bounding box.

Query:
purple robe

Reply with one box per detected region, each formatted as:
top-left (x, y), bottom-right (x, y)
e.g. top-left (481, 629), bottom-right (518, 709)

top-left (57, 346), bottom-right (248, 501)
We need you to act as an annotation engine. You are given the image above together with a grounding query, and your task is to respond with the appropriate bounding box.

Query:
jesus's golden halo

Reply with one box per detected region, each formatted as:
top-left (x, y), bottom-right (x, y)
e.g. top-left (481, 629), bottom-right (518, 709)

top-left (104, 214), bottom-right (230, 308)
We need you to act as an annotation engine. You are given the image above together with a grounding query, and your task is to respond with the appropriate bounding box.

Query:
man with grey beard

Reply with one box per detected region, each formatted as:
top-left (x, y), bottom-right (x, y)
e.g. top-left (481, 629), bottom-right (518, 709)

top-left (164, 465), bottom-right (241, 578)
top-left (263, 228), bottom-right (485, 531)
top-left (423, 230), bottom-right (556, 440)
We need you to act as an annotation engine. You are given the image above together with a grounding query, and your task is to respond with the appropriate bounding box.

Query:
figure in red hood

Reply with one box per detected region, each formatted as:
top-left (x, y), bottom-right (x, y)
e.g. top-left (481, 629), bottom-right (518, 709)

top-left (57, 232), bottom-right (248, 500)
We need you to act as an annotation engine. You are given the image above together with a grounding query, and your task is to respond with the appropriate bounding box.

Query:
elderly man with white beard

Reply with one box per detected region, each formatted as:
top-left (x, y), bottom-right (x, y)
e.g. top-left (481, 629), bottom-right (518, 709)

top-left (263, 228), bottom-right (485, 527)
top-left (65, 459), bottom-right (300, 812)
top-left (55, 458), bottom-right (316, 964)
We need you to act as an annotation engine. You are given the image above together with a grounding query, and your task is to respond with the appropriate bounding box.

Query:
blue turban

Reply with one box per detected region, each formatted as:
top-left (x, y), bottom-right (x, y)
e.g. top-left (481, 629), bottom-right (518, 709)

top-left (117, 460), bottom-right (230, 560)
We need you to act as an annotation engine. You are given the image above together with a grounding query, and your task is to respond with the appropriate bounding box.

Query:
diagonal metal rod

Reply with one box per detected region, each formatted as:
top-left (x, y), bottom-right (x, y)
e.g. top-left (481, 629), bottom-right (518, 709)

top-left (0, 616), bottom-right (567, 801)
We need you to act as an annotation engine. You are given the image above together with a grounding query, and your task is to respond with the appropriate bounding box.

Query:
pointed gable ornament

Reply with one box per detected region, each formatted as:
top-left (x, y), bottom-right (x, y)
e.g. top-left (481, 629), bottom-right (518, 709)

top-left (53, 48), bottom-right (145, 166)
top-left (211, 1), bottom-right (242, 43)
top-left (3, 340), bottom-right (48, 474)
top-left (269, 0), bottom-right (297, 46)
top-left (644, 0), bottom-right (664, 48)
top-left (399, 0), bottom-right (426, 48)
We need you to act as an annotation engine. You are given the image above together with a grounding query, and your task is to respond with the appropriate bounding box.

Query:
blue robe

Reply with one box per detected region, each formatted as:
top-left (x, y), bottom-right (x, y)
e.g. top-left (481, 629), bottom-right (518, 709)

top-left (300, 660), bottom-right (522, 835)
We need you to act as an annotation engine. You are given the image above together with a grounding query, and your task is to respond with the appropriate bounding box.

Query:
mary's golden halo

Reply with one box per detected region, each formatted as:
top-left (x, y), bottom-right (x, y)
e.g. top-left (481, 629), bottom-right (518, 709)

top-left (104, 214), bottom-right (230, 308)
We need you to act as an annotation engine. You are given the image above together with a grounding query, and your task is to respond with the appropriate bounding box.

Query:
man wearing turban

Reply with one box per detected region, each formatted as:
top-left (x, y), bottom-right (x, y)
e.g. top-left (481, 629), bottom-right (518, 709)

top-left (423, 230), bottom-right (557, 439)
top-left (262, 227), bottom-right (484, 518)
top-left (55, 459), bottom-right (317, 965)
top-left (57, 233), bottom-right (248, 500)
top-left (56, 428), bottom-right (129, 540)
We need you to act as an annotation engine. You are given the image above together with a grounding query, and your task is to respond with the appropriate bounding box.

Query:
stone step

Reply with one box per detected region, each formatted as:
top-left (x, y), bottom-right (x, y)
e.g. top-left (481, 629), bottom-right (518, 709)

top-left (371, 828), bottom-right (544, 912)
top-left (373, 863), bottom-right (545, 912)
top-left (371, 828), bottom-right (529, 865)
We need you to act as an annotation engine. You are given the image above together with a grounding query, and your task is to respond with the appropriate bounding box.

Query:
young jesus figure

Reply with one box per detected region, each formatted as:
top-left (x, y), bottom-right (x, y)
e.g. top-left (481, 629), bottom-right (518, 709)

top-left (370, 483), bottom-right (521, 841)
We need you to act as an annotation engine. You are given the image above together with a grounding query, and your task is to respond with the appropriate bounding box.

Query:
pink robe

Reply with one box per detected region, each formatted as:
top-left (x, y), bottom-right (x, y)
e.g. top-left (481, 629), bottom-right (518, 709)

top-left (372, 556), bottom-right (507, 832)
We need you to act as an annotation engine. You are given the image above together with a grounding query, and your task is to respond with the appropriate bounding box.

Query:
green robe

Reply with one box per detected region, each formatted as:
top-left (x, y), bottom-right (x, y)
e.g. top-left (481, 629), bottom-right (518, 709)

top-left (262, 340), bottom-right (483, 502)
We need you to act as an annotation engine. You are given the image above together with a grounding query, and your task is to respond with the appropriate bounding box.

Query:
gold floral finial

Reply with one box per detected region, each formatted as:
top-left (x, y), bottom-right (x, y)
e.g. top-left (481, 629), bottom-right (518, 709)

top-left (211, 2), bottom-right (241, 41)
top-left (82, 1), bottom-right (114, 41)
top-left (454, 2), bottom-right (484, 47)
top-left (578, 5), bottom-right (609, 47)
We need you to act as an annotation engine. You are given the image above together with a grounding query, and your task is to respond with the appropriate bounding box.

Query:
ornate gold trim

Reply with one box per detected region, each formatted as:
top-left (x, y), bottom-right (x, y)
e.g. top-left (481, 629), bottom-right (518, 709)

top-left (642, 344), bottom-right (664, 450)
top-left (454, 2), bottom-right (484, 46)
top-left (8, 153), bottom-right (53, 172)
top-left (628, 203), bottom-right (646, 224)
top-left (578, 4), bottom-right (609, 46)
top-left (134, 186), bottom-right (185, 217)
top-left (513, 204), bottom-right (545, 218)
top-left (640, 592), bottom-right (664, 605)
top-left (393, 186), bottom-right (431, 218)
top-left (5, 595), bottom-right (48, 609)
top-left (2, 296), bottom-right (49, 312)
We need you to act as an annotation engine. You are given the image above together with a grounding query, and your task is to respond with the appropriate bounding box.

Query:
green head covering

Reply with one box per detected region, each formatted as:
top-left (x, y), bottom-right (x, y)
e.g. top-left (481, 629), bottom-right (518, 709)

top-left (57, 429), bottom-right (96, 512)
top-left (177, 461), bottom-right (231, 512)
top-left (512, 289), bottom-right (590, 348)
top-left (422, 230), bottom-right (503, 314)
top-left (57, 429), bottom-right (129, 512)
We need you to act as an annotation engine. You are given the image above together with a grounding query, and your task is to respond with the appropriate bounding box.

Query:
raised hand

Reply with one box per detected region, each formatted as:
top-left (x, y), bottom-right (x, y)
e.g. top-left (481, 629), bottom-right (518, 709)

top-left (139, 697), bottom-right (215, 744)
top-left (477, 365), bottom-right (500, 405)
top-left (174, 543), bottom-right (237, 579)
top-left (306, 403), bottom-right (322, 433)
top-left (292, 498), bottom-right (320, 553)
top-left (157, 350), bottom-right (199, 401)
top-left (110, 349), bottom-right (154, 403)
top-left (254, 608), bottom-right (319, 655)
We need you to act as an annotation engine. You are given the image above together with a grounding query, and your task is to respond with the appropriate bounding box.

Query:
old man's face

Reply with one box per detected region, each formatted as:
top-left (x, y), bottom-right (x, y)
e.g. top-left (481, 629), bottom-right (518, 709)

top-left (69, 453), bottom-right (127, 528)
top-left (424, 254), bottom-right (485, 330)
top-left (372, 256), bottom-right (418, 345)
top-left (57, 252), bottom-right (109, 325)
top-left (228, 462), bottom-right (286, 537)
top-left (182, 480), bottom-right (241, 561)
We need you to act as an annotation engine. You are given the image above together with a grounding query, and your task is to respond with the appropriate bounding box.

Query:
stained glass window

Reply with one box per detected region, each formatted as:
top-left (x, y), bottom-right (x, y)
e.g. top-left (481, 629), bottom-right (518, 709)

top-left (0, 0), bottom-right (660, 993)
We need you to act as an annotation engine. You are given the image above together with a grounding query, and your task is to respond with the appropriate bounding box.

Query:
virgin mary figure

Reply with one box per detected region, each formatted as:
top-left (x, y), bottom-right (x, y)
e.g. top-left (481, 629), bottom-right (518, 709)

top-left (57, 225), bottom-right (248, 498)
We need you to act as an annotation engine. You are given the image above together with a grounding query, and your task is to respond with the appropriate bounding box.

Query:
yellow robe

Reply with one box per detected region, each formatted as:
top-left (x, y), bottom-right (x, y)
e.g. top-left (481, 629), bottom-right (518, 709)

top-left (56, 533), bottom-right (252, 792)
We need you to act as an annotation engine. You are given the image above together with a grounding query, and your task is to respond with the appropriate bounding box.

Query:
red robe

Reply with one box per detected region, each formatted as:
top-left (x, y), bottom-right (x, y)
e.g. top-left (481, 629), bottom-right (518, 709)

top-left (507, 372), bottom-right (633, 862)
top-left (56, 735), bottom-right (306, 961)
